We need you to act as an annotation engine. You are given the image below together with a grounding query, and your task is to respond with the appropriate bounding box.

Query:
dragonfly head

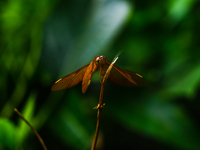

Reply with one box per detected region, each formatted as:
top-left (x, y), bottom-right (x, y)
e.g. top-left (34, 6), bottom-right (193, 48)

top-left (96, 55), bottom-right (107, 66)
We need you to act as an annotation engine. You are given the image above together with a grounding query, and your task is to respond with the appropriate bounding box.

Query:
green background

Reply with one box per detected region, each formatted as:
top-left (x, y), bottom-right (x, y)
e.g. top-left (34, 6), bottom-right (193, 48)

top-left (1, 0), bottom-right (200, 149)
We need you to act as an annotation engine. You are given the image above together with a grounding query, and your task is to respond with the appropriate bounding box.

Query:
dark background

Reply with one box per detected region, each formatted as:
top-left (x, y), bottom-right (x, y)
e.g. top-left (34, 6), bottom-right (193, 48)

top-left (1, 0), bottom-right (200, 149)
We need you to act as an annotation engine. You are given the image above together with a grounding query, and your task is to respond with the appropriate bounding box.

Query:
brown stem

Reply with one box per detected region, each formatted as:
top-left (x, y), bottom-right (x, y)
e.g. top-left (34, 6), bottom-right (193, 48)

top-left (91, 108), bottom-right (102, 150)
top-left (91, 56), bottom-right (118, 150)
top-left (14, 108), bottom-right (47, 150)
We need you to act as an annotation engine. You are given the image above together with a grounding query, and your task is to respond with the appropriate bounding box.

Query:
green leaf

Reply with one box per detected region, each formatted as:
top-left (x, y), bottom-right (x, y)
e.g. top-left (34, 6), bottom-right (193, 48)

top-left (107, 97), bottom-right (200, 149)
top-left (161, 63), bottom-right (200, 99)
top-left (0, 118), bottom-right (16, 149)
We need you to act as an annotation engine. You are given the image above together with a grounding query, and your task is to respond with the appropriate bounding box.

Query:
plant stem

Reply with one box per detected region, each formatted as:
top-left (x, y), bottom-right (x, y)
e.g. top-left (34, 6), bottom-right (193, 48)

top-left (91, 107), bottom-right (102, 150)
top-left (91, 56), bottom-right (118, 150)
top-left (14, 108), bottom-right (47, 150)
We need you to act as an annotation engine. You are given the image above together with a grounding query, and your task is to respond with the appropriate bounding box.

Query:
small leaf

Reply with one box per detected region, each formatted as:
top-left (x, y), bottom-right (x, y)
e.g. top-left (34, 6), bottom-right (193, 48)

top-left (167, 0), bottom-right (195, 25)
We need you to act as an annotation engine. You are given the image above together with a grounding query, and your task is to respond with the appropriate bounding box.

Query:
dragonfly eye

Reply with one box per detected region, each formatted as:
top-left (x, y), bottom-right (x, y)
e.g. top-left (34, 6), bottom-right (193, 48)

top-left (96, 56), bottom-right (106, 66)
top-left (96, 59), bottom-right (100, 65)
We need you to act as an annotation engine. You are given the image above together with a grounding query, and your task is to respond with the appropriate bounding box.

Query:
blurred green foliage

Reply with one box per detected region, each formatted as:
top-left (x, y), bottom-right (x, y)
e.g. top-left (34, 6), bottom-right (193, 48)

top-left (1, 0), bottom-right (200, 150)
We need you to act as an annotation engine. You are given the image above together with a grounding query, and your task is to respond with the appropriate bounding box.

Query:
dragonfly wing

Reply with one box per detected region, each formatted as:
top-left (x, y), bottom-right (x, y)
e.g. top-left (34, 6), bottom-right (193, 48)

top-left (101, 61), bottom-right (146, 87)
top-left (51, 64), bottom-right (89, 91)
top-left (82, 60), bottom-right (98, 93)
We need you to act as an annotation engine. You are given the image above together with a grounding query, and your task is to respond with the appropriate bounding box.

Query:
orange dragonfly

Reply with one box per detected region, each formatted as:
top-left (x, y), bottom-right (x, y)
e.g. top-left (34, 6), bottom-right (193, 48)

top-left (51, 56), bottom-right (146, 93)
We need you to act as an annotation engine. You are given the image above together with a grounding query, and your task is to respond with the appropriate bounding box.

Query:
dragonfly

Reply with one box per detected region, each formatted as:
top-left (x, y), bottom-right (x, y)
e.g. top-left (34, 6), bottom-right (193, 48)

top-left (51, 55), bottom-right (146, 93)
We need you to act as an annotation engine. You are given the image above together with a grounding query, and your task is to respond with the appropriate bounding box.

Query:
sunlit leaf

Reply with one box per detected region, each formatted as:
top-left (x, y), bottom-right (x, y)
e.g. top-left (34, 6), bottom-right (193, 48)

top-left (0, 118), bottom-right (16, 149)
top-left (42, 0), bottom-right (133, 77)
